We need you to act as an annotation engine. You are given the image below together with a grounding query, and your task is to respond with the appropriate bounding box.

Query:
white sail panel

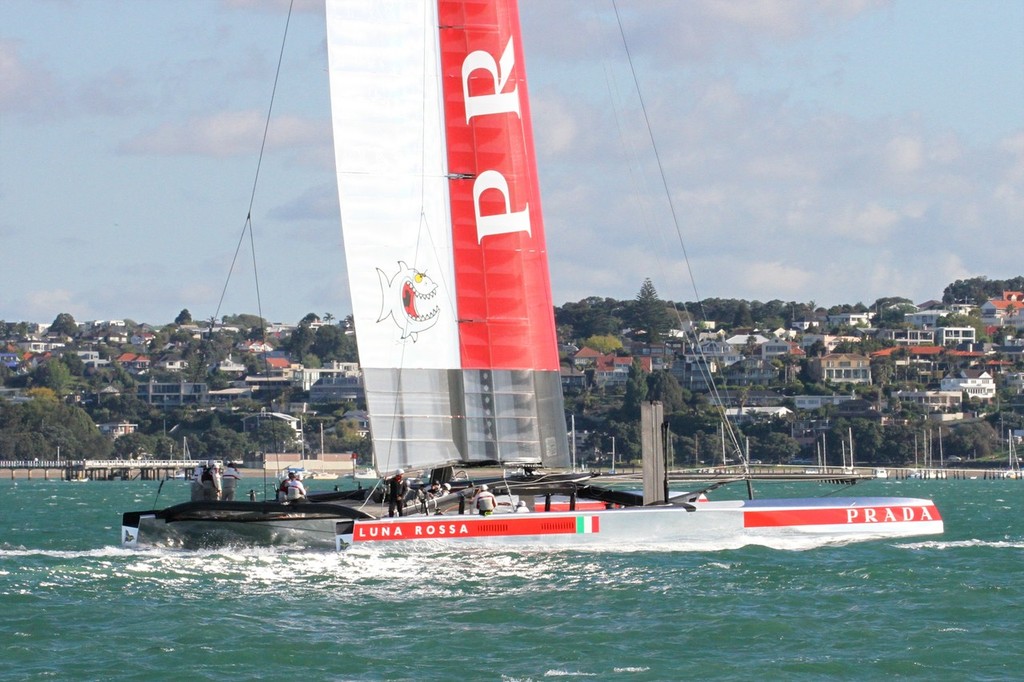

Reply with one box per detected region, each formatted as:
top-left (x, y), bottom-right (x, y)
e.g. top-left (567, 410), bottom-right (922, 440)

top-left (326, 1), bottom-right (459, 371)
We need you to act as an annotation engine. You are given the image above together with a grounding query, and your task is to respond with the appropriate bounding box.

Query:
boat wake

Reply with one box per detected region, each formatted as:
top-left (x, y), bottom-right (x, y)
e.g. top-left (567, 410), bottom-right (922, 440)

top-left (900, 538), bottom-right (1024, 551)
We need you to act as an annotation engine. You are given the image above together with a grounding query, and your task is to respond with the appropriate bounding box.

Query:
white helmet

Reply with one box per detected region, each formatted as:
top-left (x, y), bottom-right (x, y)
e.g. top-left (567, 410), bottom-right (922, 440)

top-left (396, 469), bottom-right (405, 475)
top-left (479, 484), bottom-right (489, 491)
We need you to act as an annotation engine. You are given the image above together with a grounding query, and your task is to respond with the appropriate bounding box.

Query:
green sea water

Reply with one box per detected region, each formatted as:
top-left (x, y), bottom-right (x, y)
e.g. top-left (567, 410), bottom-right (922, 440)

top-left (1, 477), bottom-right (1021, 681)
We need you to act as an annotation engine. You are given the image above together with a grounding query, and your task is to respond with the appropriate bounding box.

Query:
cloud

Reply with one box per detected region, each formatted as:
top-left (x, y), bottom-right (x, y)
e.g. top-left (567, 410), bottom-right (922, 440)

top-left (25, 289), bottom-right (82, 321)
top-left (221, 0), bottom-right (323, 13)
top-left (267, 183), bottom-right (339, 222)
top-left (120, 111), bottom-right (322, 158)
top-left (523, 1), bottom-right (890, 66)
top-left (0, 40), bottom-right (60, 117)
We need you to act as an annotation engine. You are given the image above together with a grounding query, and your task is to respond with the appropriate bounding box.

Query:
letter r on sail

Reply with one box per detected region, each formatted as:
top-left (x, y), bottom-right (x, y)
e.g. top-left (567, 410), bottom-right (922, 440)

top-left (463, 38), bottom-right (520, 122)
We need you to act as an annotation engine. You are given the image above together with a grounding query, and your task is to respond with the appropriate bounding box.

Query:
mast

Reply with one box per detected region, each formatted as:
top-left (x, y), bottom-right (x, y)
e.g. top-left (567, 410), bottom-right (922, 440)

top-left (326, 0), bottom-right (570, 474)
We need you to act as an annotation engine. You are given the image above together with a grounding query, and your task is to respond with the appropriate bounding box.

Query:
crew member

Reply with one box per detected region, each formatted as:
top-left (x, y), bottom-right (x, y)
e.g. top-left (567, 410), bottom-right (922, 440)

top-left (283, 470), bottom-right (307, 502)
top-left (200, 461), bottom-right (221, 501)
top-left (388, 469), bottom-right (409, 517)
top-left (474, 483), bottom-right (497, 516)
top-left (190, 462), bottom-right (205, 501)
top-left (221, 461), bottom-right (241, 501)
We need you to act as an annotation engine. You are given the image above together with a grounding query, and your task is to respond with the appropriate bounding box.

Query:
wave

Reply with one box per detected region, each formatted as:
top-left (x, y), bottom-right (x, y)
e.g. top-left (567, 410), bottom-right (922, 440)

top-left (900, 538), bottom-right (1024, 550)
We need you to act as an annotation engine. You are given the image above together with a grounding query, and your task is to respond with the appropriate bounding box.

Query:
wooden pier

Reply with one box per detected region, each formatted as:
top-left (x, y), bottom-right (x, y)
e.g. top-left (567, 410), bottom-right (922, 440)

top-left (0, 459), bottom-right (201, 481)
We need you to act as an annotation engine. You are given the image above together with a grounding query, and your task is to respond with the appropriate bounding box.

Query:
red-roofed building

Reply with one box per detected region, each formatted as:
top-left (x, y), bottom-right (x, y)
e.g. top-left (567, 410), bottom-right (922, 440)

top-left (981, 291), bottom-right (1024, 329)
top-left (594, 354), bottom-right (650, 387)
top-left (116, 352), bottom-right (150, 374)
top-left (571, 347), bottom-right (604, 369)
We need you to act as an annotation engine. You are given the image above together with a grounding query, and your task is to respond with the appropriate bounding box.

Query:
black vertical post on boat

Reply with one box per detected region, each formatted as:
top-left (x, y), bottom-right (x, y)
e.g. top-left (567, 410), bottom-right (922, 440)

top-left (151, 480), bottom-right (165, 508)
top-left (569, 491), bottom-right (576, 511)
top-left (662, 422), bottom-right (671, 504)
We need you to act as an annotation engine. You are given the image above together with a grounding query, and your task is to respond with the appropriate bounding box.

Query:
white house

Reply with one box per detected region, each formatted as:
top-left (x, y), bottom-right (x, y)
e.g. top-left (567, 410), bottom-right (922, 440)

top-left (934, 326), bottom-right (976, 347)
top-left (939, 370), bottom-right (996, 401)
top-left (826, 312), bottom-right (872, 328)
top-left (904, 310), bottom-right (948, 329)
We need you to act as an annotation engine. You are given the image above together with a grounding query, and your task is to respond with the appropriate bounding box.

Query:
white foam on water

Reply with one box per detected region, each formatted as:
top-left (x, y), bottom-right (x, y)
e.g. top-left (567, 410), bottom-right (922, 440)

top-left (901, 538), bottom-right (1024, 550)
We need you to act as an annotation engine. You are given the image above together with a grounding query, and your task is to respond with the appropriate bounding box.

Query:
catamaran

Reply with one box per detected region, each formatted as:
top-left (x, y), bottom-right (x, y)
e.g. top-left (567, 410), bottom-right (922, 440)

top-left (121, 0), bottom-right (943, 551)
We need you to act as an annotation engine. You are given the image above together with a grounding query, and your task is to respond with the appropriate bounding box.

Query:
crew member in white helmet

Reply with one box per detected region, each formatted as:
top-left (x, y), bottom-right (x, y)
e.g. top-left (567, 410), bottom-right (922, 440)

top-left (283, 470), bottom-right (307, 502)
top-left (388, 469), bottom-right (409, 517)
top-left (190, 462), bottom-right (205, 501)
top-left (474, 484), bottom-right (497, 516)
top-left (220, 461), bottom-right (242, 501)
top-left (200, 461), bottom-right (221, 501)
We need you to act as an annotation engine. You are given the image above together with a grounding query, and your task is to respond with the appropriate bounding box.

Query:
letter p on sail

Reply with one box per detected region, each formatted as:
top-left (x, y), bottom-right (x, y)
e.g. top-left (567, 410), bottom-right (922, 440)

top-left (473, 170), bottom-right (531, 241)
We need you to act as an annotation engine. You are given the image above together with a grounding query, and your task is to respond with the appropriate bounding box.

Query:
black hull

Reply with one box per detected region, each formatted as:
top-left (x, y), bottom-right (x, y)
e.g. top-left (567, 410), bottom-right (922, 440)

top-left (121, 498), bottom-right (375, 550)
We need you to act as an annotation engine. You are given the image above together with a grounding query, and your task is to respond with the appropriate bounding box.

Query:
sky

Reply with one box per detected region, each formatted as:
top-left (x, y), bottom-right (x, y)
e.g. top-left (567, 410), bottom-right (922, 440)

top-left (2, 0), bottom-right (1022, 326)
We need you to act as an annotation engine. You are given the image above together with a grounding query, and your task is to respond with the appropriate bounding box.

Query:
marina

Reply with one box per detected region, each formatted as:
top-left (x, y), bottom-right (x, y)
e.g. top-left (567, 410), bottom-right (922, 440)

top-left (0, 459), bottom-right (357, 481)
top-left (3, 458), bottom-right (1019, 483)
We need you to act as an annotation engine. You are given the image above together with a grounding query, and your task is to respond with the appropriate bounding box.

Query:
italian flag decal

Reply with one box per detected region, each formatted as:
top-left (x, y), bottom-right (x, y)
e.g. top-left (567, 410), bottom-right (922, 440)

top-left (576, 516), bottom-right (599, 534)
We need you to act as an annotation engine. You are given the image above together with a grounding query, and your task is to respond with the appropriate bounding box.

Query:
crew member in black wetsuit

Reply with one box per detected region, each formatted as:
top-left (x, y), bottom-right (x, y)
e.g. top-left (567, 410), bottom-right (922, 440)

top-left (388, 469), bottom-right (409, 517)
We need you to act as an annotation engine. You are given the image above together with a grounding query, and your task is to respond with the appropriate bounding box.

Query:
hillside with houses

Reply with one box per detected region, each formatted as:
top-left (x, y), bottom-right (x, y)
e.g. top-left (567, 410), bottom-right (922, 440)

top-left (2, 275), bottom-right (1023, 469)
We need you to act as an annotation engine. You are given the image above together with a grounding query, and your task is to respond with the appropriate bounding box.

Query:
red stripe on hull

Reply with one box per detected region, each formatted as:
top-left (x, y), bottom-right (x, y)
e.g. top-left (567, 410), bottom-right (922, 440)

top-left (352, 515), bottom-right (587, 543)
top-left (744, 504), bottom-right (942, 528)
top-left (541, 501), bottom-right (614, 512)
top-left (438, 0), bottom-right (559, 371)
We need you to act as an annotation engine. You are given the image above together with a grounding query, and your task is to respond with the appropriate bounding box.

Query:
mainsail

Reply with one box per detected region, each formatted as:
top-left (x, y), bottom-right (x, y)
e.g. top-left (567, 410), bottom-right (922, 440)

top-left (327, 0), bottom-right (570, 474)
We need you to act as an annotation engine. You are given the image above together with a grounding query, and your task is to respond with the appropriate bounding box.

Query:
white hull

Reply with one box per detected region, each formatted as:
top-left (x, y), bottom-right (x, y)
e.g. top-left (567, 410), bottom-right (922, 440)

top-left (336, 496), bottom-right (943, 551)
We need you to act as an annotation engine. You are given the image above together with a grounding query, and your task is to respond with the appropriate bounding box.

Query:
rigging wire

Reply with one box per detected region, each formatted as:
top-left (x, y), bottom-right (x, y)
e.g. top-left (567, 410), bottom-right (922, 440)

top-left (212, 0), bottom-right (296, 387)
top-left (610, 0), bottom-right (745, 464)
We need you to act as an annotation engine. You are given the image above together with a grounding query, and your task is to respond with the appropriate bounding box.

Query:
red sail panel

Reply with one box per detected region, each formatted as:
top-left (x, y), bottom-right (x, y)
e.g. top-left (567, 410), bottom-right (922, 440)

top-left (438, 0), bottom-right (559, 372)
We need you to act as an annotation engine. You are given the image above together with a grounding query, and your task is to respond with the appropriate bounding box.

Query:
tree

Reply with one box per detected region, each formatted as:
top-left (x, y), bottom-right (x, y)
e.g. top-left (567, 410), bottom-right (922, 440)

top-left (38, 359), bottom-right (73, 397)
top-left (582, 334), bottom-right (623, 355)
top-left (647, 370), bottom-right (684, 413)
top-left (311, 324), bottom-right (358, 363)
top-left (0, 395), bottom-right (111, 459)
top-left (731, 301), bottom-right (754, 328)
top-left (286, 324), bottom-right (316, 361)
top-left (750, 430), bottom-right (801, 463)
top-left (199, 426), bottom-right (254, 460)
top-left (175, 309), bottom-right (193, 325)
top-left (254, 419), bottom-right (300, 453)
top-left (621, 358), bottom-right (649, 419)
top-left (49, 312), bottom-right (78, 337)
top-left (555, 297), bottom-right (623, 340)
top-left (112, 432), bottom-right (156, 460)
top-left (629, 279), bottom-right (673, 343)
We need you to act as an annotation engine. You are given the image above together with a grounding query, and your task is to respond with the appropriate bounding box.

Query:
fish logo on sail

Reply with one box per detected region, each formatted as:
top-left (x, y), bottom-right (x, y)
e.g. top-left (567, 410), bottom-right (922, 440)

top-left (376, 261), bottom-right (440, 341)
